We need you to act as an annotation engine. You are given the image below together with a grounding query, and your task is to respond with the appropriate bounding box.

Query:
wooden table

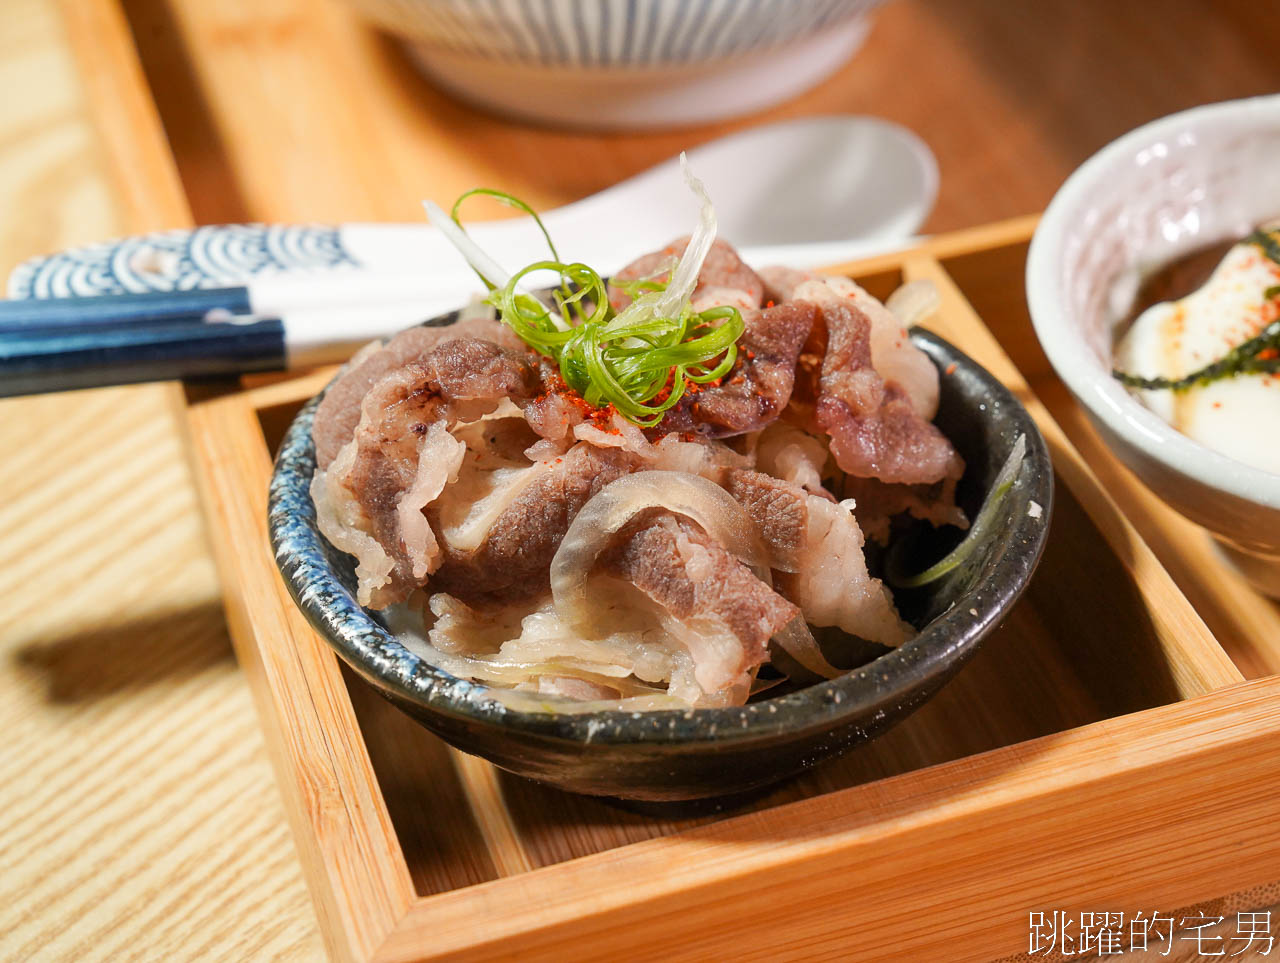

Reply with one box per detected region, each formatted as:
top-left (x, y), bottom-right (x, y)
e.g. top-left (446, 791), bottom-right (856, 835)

top-left (1, 1), bottom-right (1277, 959)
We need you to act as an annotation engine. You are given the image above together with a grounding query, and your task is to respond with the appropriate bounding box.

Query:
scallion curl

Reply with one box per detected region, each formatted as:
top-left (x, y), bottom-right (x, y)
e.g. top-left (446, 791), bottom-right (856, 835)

top-left (428, 179), bottom-right (747, 428)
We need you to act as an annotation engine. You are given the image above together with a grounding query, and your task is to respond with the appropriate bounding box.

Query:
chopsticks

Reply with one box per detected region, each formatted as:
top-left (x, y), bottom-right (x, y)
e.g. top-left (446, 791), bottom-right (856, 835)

top-left (0, 235), bottom-right (920, 397)
top-left (2, 316), bottom-right (287, 396)
top-left (0, 280), bottom-right (469, 397)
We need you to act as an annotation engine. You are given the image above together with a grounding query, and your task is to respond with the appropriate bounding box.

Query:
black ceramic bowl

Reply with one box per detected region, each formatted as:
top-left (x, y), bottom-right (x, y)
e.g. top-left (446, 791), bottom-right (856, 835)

top-left (269, 328), bottom-right (1052, 802)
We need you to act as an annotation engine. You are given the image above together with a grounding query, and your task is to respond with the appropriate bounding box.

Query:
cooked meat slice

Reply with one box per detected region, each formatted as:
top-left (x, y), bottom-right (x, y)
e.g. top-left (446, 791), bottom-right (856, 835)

top-left (571, 409), bottom-right (658, 455)
top-left (429, 421), bottom-right (751, 608)
top-left (313, 421), bottom-right (463, 609)
top-left (313, 338), bottom-right (538, 607)
top-left (608, 237), bottom-right (764, 312)
top-left (814, 299), bottom-right (963, 486)
top-left (690, 287), bottom-right (759, 313)
top-left (724, 470), bottom-right (809, 573)
top-left (432, 410), bottom-right (548, 556)
top-left (514, 356), bottom-right (591, 443)
top-left (601, 512), bottom-right (798, 697)
top-left (314, 316), bottom-right (529, 469)
top-left (640, 433), bottom-right (752, 481)
top-left (761, 268), bottom-right (941, 420)
top-left (752, 421), bottom-right (831, 497)
top-left (726, 470), bottom-right (909, 645)
top-left (773, 493), bottom-right (910, 645)
top-left (449, 405), bottom-right (541, 470)
top-left (656, 300), bottom-right (816, 439)
top-left (841, 474), bottom-right (968, 544)
top-left (817, 387), bottom-right (963, 487)
top-left (429, 443), bottom-right (641, 607)
top-left (758, 265), bottom-right (812, 305)
top-left (569, 409), bottom-right (753, 481)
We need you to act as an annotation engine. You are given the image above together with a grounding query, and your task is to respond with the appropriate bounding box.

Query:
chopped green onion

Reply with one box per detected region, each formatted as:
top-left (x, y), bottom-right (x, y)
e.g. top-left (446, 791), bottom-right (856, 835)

top-left (450, 188), bottom-right (563, 265)
top-left (424, 158), bottom-right (746, 428)
top-left (887, 434), bottom-right (1026, 589)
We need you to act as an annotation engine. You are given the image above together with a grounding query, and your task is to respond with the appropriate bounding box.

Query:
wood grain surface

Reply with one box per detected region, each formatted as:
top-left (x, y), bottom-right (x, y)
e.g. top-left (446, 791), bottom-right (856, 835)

top-left (2, 0), bottom-right (1279, 960)
top-left (0, 0), bottom-right (322, 959)
top-left (360, 674), bottom-right (1280, 963)
top-left (118, 0), bottom-right (1280, 232)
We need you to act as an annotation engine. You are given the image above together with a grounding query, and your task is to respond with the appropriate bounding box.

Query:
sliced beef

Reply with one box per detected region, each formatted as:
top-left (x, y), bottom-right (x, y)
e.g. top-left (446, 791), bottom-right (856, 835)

top-left (725, 469), bottom-right (909, 645)
top-left (514, 356), bottom-right (590, 443)
top-left (840, 474), bottom-right (968, 545)
top-left (656, 301), bottom-right (816, 439)
top-left (813, 299), bottom-right (963, 486)
top-left (429, 443), bottom-right (641, 607)
top-left (315, 338), bottom-right (538, 607)
top-left (752, 421), bottom-right (831, 497)
top-left (600, 511), bottom-right (797, 695)
top-left (758, 265), bottom-right (812, 305)
top-left (761, 268), bottom-right (941, 420)
top-left (314, 316), bottom-right (529, 469)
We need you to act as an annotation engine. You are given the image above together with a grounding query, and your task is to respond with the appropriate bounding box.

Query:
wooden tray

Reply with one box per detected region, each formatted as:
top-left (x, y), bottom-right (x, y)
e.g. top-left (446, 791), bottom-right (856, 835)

top-left (185, 217), bottom-right (1280, 962)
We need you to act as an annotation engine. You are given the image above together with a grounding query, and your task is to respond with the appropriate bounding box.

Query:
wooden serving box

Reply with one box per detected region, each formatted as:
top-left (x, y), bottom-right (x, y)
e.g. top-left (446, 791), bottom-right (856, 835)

top-left (185, 217), bottom-right (1280, 962)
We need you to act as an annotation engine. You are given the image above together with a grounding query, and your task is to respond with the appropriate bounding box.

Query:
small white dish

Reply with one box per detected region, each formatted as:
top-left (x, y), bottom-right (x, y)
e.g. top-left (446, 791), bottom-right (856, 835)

top-left (1027, 94), bottom-right (1280, 595)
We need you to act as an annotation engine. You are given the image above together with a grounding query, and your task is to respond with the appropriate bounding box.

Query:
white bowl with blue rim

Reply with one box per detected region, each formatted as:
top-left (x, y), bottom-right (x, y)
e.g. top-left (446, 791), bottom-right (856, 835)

top-left (339, 0), bottom-right (889, 129)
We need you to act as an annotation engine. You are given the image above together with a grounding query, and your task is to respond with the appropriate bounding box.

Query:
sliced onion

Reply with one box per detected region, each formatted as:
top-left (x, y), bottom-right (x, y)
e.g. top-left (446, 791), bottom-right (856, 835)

top-left (603, 155), bottom-right (719, 340)
top-left (749, 674), bottom-right (787, 697)
top-left (772, 615), bottom-right (842, 680)
top-left (653, 154), bottom-right (717, 319)
top-left (445, 656), bottom-right (667, 699)
top-left (423, 199), bottom-right (512, 289)
top-left (550, 470), bottom-right (770, 630)
top-left (885, 279), bottom-right (941, 328)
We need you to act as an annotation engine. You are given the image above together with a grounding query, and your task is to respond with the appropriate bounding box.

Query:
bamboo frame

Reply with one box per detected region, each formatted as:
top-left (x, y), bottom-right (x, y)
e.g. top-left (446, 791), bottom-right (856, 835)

top-left (185, 222), bottom-right (1279, 962)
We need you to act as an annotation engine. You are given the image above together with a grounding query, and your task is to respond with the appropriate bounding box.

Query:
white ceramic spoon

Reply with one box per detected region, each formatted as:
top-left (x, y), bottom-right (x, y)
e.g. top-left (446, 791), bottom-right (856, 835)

top-left (261, 114), bottom-right (936, 357)
top-left (340, 114), bottom-right (937, 281)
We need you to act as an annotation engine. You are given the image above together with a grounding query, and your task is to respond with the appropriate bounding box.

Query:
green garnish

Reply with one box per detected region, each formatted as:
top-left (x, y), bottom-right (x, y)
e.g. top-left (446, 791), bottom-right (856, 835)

top-left (425, 165), bottom-right (745, 428)
top-left (886, 435), bottom-right (1027, 589)
top-left (1112, 230), bottom-right (1280, 392)
top-left (1248, 227), bottom-right (1280, 268)
top-left (1113, 319), bottom-right (1280, 391)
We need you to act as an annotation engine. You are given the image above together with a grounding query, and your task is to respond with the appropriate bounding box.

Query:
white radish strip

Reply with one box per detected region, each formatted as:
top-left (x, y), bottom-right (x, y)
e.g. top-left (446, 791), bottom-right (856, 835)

top-left (653, 153), bottom-right (718, 319)
top-left (423, 200), bottom-right (512, 288)
top-left (603, 154), bottom-right (719, 335)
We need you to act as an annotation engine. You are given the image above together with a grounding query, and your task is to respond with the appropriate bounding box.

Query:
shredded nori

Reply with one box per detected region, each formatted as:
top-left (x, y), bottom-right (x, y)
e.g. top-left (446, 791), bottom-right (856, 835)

top-left (1113, 230), bottom-right (1280, 392)
top-left (1113, 319), bottom-right (1280, 391)
top-left (1248, 227), bottom-right (1280, 268)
